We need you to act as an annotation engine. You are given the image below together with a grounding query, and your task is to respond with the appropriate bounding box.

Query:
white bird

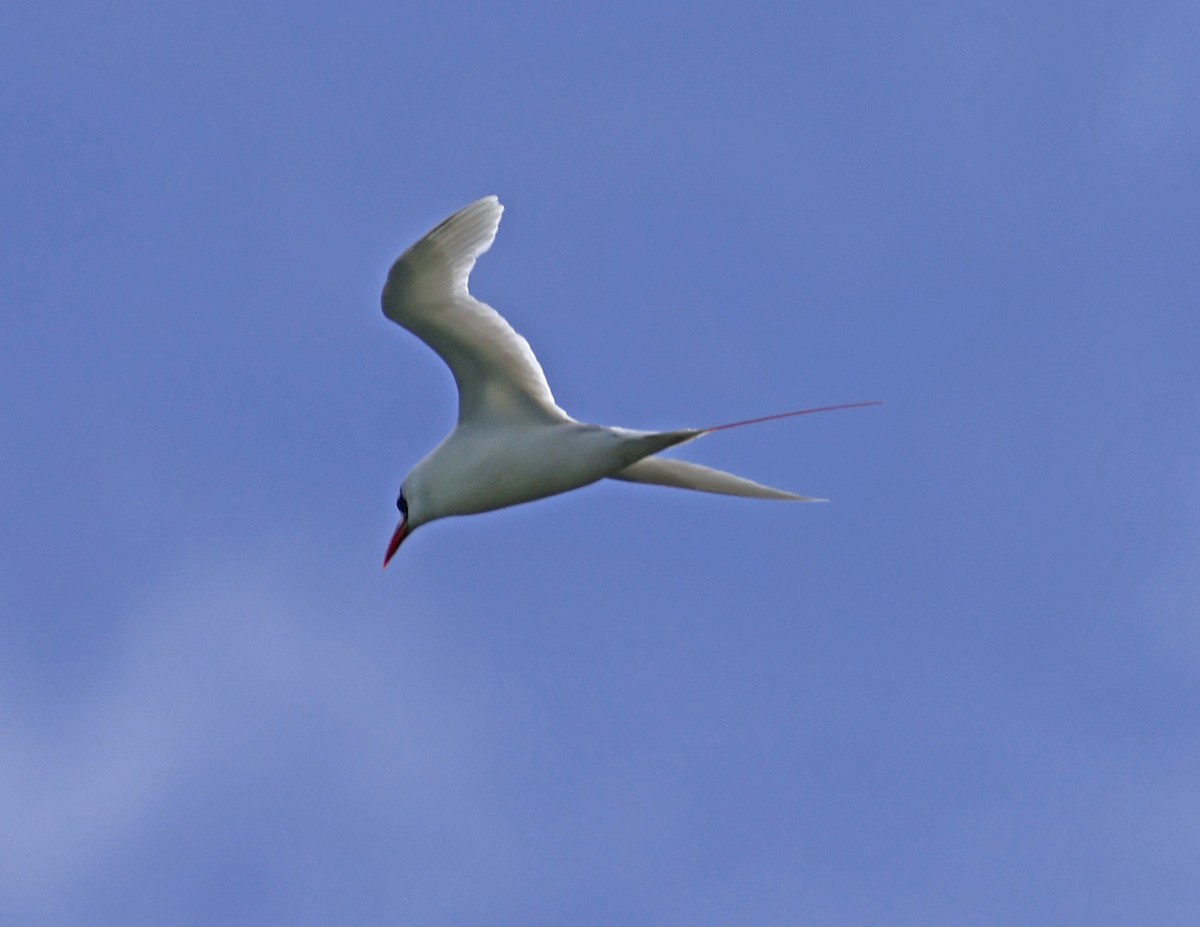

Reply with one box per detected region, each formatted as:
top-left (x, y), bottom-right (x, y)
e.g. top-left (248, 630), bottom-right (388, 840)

top-left (381, 196), bottom-right (877, 565)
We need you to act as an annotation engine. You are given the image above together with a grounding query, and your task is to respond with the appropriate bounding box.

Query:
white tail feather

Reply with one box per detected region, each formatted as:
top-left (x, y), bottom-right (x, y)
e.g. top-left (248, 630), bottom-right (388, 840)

top-left (609, 457), bottom-right (824, 501)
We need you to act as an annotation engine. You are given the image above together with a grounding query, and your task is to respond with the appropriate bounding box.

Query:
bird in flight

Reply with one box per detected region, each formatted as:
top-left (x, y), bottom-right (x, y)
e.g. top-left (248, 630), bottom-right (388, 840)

top-left (381, 196), bottom-right (877, 565)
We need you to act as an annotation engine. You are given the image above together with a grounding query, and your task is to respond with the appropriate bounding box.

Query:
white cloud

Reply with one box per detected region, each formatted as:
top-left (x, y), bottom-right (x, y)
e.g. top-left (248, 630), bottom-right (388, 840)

top-left (0, 536), bottom-right (509, 925)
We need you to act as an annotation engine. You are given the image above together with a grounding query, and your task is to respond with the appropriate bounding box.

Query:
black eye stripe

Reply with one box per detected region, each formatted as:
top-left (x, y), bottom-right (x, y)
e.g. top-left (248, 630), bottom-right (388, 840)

top-left (397, 495), bottom-right (408, 517)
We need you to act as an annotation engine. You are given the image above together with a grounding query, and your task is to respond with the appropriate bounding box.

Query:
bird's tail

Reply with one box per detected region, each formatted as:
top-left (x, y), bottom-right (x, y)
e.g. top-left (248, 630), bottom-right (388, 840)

top-left (698, 400), bottom-right (882, 434)
top-left (610, 456), bottom-right (822, 501)
top-left (608, 400), bottom-right (881, 501)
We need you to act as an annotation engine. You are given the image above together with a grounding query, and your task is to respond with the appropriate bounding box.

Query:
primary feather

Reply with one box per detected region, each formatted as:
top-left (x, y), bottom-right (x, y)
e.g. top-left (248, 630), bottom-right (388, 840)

top-left (382, 196), bottom-right (567, 425)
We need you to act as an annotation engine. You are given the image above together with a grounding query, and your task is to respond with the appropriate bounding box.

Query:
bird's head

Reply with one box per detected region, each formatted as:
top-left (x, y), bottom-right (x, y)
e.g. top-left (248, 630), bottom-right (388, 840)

top-left (383, 481), bottom-right (425, 567)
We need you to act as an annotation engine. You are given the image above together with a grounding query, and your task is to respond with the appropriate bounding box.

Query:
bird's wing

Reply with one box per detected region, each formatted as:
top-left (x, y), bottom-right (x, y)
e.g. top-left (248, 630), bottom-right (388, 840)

top-left (382, 196), bottom-right (567, 424)
top-left (609, 456), bottom-right (824, 501)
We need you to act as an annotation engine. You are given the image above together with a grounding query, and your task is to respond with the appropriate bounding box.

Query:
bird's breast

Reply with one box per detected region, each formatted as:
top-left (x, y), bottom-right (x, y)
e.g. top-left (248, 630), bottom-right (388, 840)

top-left (421, 423), bottom-right (629, 518)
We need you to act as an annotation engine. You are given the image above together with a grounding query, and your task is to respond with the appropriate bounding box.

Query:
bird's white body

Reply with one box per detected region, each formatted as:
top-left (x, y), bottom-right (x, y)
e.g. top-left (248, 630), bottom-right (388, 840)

top-left (404, 421), bottom-right (698, 522)
top-left (380, 196), bottom-right (868, 562)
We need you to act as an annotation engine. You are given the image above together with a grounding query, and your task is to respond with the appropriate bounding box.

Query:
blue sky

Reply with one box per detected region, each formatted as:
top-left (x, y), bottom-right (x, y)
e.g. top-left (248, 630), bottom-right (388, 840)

top-left (3, 2), bottom-right (1198, 923)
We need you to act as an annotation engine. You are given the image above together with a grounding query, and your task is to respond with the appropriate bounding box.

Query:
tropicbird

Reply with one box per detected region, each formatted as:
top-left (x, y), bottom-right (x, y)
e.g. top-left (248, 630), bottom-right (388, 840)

top-left (381, 196), bottom-right (877, 565)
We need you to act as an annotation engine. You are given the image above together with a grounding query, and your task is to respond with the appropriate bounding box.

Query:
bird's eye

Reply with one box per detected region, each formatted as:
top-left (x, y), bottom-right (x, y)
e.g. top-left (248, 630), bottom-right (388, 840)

top-left (397, 495), bottom-right (408, 518)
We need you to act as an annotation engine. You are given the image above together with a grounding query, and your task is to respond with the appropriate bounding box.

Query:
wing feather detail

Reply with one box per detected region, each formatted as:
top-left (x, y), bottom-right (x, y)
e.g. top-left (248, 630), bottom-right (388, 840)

top-left (382, 197), bottom-right (566, 424)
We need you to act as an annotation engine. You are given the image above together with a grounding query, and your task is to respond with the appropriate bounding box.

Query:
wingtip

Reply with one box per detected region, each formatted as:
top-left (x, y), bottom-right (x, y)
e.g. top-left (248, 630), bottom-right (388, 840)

top-left (467, 194), bottom-right (503, 218)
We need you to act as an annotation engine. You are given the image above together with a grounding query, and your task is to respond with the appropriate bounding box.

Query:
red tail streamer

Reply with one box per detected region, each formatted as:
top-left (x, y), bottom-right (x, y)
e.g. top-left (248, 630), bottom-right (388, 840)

top-left (702, 400), bottom-right (883, 434)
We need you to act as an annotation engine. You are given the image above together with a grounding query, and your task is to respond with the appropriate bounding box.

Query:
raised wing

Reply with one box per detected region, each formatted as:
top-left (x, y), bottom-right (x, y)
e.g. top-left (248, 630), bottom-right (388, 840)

top-left (382, 197), bottom-right (567, 424)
